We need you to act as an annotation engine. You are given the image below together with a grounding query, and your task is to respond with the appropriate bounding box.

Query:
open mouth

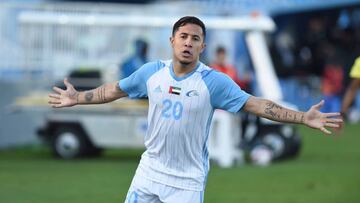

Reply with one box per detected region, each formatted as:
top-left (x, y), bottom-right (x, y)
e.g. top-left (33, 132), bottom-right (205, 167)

top-left (182, 50), bottom-right (192, 57)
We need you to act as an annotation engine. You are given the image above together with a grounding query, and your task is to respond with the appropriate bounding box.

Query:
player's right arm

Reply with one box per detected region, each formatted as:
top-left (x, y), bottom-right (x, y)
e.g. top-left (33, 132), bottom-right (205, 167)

top-left (48, 78), bottom-right (127, 108)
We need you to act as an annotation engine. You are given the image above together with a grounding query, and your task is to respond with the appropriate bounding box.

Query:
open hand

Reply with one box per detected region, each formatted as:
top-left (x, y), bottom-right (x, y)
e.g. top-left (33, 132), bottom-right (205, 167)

top-left (304, 100), bottom-right (343, 135)
top-left (48, 78), bottom-right (79, 108)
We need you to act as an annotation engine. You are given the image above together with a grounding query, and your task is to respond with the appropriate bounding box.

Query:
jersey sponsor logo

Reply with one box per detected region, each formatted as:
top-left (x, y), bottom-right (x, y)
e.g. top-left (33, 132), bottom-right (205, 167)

top-left (169, 86), bottom-right (181, 95)
top-left (153, 85), bottom-right (162, 93)
top-left (186, 90), bottom-right (199, 97)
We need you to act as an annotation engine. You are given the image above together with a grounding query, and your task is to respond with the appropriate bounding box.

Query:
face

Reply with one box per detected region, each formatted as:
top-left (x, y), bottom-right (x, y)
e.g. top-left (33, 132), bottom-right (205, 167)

top-left (170, 23), bottom-right (206, 65)
top-left (216, 51), bottom-right (226, 64)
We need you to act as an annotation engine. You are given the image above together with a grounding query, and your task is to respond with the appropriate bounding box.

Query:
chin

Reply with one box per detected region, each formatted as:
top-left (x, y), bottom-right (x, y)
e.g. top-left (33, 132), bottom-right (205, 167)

top-left (178, 57), bottom-right (195, 65)
top-left (179, 60), bottom-right (192, 65)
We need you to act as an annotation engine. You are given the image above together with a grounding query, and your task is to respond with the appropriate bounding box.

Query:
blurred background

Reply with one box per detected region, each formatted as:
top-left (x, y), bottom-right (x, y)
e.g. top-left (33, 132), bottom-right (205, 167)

top-left (1, 0), bottom-right (360, 203)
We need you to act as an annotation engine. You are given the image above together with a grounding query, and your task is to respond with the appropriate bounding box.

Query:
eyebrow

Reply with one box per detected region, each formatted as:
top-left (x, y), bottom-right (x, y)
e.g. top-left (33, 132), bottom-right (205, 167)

top-left (179, 32), bottom-right (201, 39)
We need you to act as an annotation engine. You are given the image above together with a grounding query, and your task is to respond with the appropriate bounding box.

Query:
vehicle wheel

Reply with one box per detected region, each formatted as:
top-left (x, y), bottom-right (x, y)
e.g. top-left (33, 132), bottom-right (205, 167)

top-left (51, 126), bottom-right (89, 159)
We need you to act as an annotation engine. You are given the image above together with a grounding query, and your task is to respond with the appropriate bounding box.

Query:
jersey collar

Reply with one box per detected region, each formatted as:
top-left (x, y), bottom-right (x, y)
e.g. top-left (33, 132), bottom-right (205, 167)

top-left (169, 62), bottom-right (200, 82)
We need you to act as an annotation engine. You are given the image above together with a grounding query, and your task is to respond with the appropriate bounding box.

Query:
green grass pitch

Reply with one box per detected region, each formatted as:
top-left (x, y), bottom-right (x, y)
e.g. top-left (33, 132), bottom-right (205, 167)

top-left (0, 124), bottom-right (359, 203)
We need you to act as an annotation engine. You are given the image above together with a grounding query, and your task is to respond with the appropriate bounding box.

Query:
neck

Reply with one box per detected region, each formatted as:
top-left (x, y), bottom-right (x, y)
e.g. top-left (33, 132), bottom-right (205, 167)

top-left (216, 60), bottom-right (226, 67)
top-left (172, 59), bottom-right (198, 78)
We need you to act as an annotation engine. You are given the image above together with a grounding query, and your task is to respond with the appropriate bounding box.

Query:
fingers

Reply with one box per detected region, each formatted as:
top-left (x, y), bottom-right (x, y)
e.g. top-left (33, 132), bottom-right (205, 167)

top-left (53, 86), bottom-right (65, 94)
top-left (48, 93), bottom-right (60, 99)
top-left (48, 92), bottom-right (62, 106)
top-left (325, 118), bottom-right (343, 123)
top-left (48, 99), bottom-right (65, 108)
top-left (313, 100), bottom-right (324, 110)
top-left (324, 123), bottom-right (339, 128)
top-left (323, 112), bottom-right (341, 118)
top-left (50, 103), bottom-right (63, 108)
top-left (64, 78), bottom-right (73, 89)
top-left (48, 99), bottom-right (61, 105)
top-left (320, 127), bottom-right (332, 135)
top-left (48, 92), bottom-right (61, 104)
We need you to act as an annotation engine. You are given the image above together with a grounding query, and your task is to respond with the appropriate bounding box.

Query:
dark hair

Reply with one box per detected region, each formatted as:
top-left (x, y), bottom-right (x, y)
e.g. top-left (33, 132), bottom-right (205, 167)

top-left (216, 46), bottom-right (226, 54)
top-left (172, 16), bottom-right (206, 39)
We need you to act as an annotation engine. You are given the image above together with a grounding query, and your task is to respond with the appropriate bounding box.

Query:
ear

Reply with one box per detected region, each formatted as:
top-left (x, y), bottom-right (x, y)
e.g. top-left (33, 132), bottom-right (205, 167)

top-left (200, 42), bottom-right (206, 53)
top-left (169, 37), bottom-right (174, 47)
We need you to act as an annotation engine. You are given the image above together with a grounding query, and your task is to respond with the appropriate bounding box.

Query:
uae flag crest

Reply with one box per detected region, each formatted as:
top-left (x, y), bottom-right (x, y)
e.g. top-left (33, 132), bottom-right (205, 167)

top-left (169, 86), bottom-right (181, 95)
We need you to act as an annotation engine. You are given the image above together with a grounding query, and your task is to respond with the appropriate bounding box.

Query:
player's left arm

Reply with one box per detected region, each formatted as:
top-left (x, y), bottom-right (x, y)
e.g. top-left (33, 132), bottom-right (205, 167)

top-left (243, 96), bottom-right (343, 134)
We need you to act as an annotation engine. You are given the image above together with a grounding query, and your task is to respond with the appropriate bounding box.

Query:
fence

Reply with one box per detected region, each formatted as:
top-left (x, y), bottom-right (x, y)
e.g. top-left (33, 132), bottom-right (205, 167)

top-left (0, 2), bottom-right (192, 82)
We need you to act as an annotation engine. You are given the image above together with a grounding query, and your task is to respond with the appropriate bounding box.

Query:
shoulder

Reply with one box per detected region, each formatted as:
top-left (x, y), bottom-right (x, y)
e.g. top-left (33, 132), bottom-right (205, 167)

top-left (199, 63), bottom-right (240, 95)
top-left (135, 60), bottom-right (168, 76)
top-left (350, 57), bottom-right (360, 78)
top-left (142, 60), bottom-right (167, 70)
top-left (199, 63), bottom-right (233, 83)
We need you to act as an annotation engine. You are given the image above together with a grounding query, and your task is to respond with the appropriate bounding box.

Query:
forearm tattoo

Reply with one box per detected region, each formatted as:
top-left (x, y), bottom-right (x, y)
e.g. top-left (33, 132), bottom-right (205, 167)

top-left (300, 114), bottom-right (305, 123)
top-left (85, 91), bottom-right (94, 102)
top-left (264, 102), bottom-right (282, 119)
top-left (264, 101), bottom-right (304, 123)
top-left (97, 86), bottom-right (106, 102)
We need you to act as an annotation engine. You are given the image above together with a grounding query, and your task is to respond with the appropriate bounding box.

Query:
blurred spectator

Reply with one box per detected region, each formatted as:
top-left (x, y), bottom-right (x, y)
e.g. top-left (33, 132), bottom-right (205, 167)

top-left (119, 39), bottom-right (148, 79)
top-left (321, 64), bottom-right (344, 112)
top-left (320, 42), bottom-right (344, 113)
top-left (341, 56), bottom-right (360, 119)
top-left (271, 9), bottom-right (360, 111)
top-left (297, 16), bottom-right (328, 77)
top-left (210, 46), bottom-right (251, 91)
top-left (273, 24), bottom-right (297, 78)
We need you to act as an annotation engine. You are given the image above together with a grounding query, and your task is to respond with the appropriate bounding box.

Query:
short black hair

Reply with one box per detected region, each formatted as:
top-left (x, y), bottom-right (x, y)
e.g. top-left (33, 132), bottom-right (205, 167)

top-left (172, 16), bottom-right (206, 39)
top-left (216, 46), bottom-right (226, 54)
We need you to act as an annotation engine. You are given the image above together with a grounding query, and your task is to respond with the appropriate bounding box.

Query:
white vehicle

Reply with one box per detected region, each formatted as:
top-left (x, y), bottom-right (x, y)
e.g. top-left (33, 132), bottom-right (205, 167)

top-left (17, 13), bottom-right (301, 166)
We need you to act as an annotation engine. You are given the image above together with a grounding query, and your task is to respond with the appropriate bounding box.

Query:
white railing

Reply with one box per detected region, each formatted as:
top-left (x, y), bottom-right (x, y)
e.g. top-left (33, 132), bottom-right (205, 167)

top-left (0, 2), bottom-right (179, 81)
top-left (0, 1), bottom-right (276, 84)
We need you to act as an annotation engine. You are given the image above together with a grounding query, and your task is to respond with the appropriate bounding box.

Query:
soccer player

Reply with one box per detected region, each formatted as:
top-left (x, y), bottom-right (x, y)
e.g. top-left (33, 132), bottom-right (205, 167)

top-left (341, 56), bottom-right (360, 119)
top-left (48, 16), bottom-right (343, 203)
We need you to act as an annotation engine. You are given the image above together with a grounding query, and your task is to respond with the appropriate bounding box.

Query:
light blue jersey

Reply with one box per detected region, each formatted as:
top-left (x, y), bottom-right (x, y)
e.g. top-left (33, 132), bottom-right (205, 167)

top-left (120, 60), bottom-right (250, 191)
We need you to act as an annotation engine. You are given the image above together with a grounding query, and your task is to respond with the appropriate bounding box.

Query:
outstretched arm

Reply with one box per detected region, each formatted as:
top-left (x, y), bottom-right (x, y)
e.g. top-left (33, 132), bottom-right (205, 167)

top-left (48, 78), bottom-right (128, 108)
top-left (243, 96), bottom-right (343, 134)
top-left (341, 78), bottom-right (360, 117)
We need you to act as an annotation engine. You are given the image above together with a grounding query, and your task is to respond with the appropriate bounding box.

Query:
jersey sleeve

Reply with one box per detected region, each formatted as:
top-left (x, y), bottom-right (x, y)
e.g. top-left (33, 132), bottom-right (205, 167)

top-left (202, 70), bottom-right (251, 113)
top-left (119, 61), bottom-right (162, 99)
top-left (350, 57), bottom-right (360, 79)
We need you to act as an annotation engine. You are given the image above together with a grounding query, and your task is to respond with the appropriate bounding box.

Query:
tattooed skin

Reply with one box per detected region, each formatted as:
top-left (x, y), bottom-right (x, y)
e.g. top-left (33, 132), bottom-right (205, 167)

top-left (97, 86), bottom-right (106, 102)
top-left (85, 91), bottom-right (94, 102)
top-left (264, 102), bottom-right (282, 119)
top-left (264, 101), bottom-right (304, 123)
top-left (300, 114), bottom-right (305, 123)
top-left (69, 91), bottom-right (79, 104)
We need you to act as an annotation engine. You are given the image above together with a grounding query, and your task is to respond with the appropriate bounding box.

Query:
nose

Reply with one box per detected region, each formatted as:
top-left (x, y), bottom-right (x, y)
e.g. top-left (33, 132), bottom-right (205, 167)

top-left (184, 38), bottom-right (192, 47)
